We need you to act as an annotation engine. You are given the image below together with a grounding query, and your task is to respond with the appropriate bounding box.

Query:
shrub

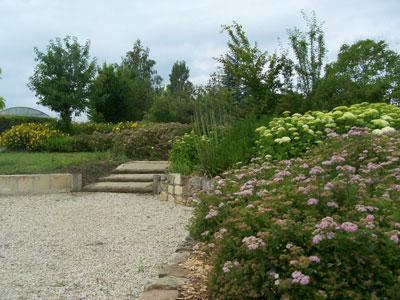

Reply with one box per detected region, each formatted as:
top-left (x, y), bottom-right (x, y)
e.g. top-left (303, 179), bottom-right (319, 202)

top-left (42, 135), bottom-right (75, 152)
top-left (169, 115), bottom-right (272, 176)
top-left (70, 121), bottom-right (139, 135)
top-left (70, 122), bottom-right (114, 135)
top-left (191, 129), bottom-right (400, 299)
top-left (114, 123), bottom-right (191, 160)
top-left (0, 123), bottom-right (61, 151)
top-left (0, 115), bottom-right (56, 133)
top-left (256, 102), bottom-right (400, 160)
top-left (72, 132), bottom-right (114, 152)
top-left (111, 121), bottom-right (139, 133)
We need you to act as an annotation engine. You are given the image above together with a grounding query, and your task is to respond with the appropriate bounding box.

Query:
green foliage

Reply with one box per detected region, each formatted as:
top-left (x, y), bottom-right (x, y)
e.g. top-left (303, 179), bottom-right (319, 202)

top-left (0, 115), bottom-right (56, 133)
top-left (256, 102), bottom-right (400, 160)
top-left (113, 123), bottom-right (191, 160)
top-left (315, 39), bottom-right (400, 109)
top-left (217, 22), bottom-right (294, 115)
top-left (148, 60), bottom-right (194, 123)
top-left (167, 60), bottom-right (193, 94)
top-left (28, 36), bottom-right (96, 131)
top-left (191, 131), bottom-right (400, 299)
top-left (108, 39), bottom-right (163, 121)
top-left (148, 90), bottom-right (194, 123)
top-left (70, 122), bottom-right (114, 135)
top-left (88, 64), bottom-right (140, 122)
top-left (42, 135), bottom-right (75, 152)
top-left (169, 110), bottom-right (271, 176)
top-left (72, 132), bottom-right (114, 152)
top-left (0, 123), bottom-right (61, 151)
top-left (288, 11), bottom-right (326, 99)
top-left (0, 152), bottom-right (113, 175)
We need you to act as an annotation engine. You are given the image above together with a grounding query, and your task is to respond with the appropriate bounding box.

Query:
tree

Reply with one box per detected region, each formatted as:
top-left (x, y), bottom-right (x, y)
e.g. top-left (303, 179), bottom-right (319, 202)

top-left (88, 63), bottom-right (138, 122)
top-left (315, 39), bottom-right (400, 109)
top-left (28, 36), bottom-right (96, 130)
top-left (119, 39), bottom-right (162, 119)
top-left (217, 22), bottom-right (294, 115)
top-left (0, 68), bottom-right (5, 109)
top-left (288, 11), bottom-right (326, 99)
top-left (167, 60), bottom-right (193, 94)
top-left (148, 60), bottom-right (194, 123)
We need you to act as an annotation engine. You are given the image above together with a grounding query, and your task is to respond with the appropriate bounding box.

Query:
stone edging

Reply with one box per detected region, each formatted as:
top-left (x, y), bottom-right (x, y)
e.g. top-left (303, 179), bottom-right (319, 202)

top-left (157, 173), bottom-right (212, 205)
top-left (138, 236), bottom-right (195, 300)
top-left (0, 173), bottom-right (82, 195)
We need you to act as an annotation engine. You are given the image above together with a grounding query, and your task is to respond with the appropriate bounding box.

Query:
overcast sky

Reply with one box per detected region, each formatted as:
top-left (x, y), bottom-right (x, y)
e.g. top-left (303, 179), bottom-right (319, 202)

top-left (0, 0), bottom-right (399, 119)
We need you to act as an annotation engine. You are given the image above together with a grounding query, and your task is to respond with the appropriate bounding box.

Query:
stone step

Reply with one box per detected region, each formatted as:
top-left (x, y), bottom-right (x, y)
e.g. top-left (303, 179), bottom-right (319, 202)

top-left (83, 182), bottom-right (153, 193)
top-left (113, 161), bottom-right (169, 174)
top-left (98, 174), bottom-right (165, 182)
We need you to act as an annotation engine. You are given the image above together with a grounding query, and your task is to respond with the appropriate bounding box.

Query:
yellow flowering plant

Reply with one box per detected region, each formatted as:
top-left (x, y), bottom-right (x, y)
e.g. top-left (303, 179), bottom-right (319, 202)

top-left (0, 123), bottom-right (62, 151)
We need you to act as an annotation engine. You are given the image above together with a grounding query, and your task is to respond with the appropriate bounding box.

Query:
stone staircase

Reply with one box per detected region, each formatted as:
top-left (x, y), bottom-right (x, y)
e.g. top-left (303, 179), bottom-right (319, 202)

top-left (83, 161), bottom-right (168, 193)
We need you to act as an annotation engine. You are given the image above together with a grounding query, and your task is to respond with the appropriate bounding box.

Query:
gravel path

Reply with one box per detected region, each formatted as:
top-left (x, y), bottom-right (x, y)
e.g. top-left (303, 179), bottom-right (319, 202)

top-left (0, 193), bottom-right (192, 299)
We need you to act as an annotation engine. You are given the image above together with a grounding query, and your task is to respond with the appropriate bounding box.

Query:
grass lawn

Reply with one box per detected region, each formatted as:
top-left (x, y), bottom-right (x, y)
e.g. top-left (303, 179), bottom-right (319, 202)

top-left (0, 152), bottom-right (120, 175)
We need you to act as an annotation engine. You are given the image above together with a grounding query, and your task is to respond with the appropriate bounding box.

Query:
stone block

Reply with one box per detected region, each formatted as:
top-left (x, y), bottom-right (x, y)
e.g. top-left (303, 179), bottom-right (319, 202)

top-left (174, 185), bottom-right (184, 195)
top-left (138, 289), bottom-right (179, 300)
top-left (159, 191), bottom-right (168, 201)
top-left (50, 175), bottom-right (71, 192)
top-left (71, 173), bottom-right (82, 192)
top-left (170, 173), bottom-right (182, 185)
top-left (159, 264), bottom-right (189, 278)
top-left (168, 185), bottom-right (174, 194)
top-left (144, 276), bottom-right (187, 291)
top-left (32, 175), bottom-right (52, 193)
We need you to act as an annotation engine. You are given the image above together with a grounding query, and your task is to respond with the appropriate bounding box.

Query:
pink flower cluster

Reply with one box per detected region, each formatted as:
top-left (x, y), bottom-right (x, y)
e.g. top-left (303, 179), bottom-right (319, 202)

top-left (309, 256), bottom-right (320, 263)
top-left (222, 260), bottom-right (240, 273)
top-left (291, 271), bottom-right (310, 285)
top-left (355, 204), bottom-right (379, 212)
top-left (312, 217), bottom-right (338, 244)
top-left (340, 222), bottom-right (359, 232)
top-left (307, 198), bottom-right (319, 205)
top-left (205, 208), bottom-right (219, 219)
top-left (242, 236), bottom-right (266, 250)
top-left (336, 165), bottom-right (356, 174)
top-left (322, 155), bottom-right (346, 166)
top-left (309, 166), bottom-right (324, 176)
top-left (327, 201), bottom-right (339, 208)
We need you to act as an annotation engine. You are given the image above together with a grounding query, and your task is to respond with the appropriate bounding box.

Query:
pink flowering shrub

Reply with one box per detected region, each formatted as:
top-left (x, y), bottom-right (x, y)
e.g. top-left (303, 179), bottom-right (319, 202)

top-left (190, 130), bottom-right (400, 299)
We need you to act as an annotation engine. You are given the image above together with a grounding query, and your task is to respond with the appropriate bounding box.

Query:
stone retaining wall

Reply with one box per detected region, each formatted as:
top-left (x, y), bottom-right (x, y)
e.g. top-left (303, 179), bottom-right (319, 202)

top-left (158, 173), bottom-right (211, 204)
top-left (0, 173), bottom-right (82, 195)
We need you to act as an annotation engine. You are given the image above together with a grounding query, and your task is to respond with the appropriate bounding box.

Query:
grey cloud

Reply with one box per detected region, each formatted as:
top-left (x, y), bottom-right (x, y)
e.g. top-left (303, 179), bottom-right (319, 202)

top-left (0, 0), bottom-right (399, 118)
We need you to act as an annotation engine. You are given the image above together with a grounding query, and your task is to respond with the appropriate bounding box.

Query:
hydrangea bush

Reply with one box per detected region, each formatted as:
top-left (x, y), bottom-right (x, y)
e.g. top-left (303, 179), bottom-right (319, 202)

top-left (191, 128), bottom-right (400, 299)
top-left (256, 102), bottom-right (400, 159)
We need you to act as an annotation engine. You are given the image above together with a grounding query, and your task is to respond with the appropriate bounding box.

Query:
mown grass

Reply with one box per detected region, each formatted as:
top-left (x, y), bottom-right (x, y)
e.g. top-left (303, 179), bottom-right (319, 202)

top-left (0, 152), bottom-right (119, 174)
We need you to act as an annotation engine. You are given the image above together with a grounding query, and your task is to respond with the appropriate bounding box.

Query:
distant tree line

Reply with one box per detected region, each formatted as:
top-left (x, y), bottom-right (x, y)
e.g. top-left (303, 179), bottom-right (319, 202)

top-left (27, 11), bottom-right (400, 130)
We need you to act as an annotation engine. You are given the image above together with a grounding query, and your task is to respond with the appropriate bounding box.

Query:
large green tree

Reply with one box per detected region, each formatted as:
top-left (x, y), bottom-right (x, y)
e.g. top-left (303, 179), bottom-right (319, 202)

top-left (28, 36), bottom-right (96, 130)
top-left (217, 22), bottom-right (294, 115)
top-left (315, 39), bottom-right (400, 109)
top-left (148, 60), bottom-right (194, 123)
top-left (118, 39), bottom-right (163, 120)
top-left (287, 11), bottom-right (326, 99)
top-left (167, 60), bottom-right (193, 94)
top-left (0, 68), bottom-right (5, 109)
top-left (88, 63), bottom-right (138, 122)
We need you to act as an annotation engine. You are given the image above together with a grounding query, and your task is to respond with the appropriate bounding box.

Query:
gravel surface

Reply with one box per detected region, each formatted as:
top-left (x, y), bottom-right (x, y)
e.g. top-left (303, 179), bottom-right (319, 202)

top-left (0, 193), bottom-right (192, 299)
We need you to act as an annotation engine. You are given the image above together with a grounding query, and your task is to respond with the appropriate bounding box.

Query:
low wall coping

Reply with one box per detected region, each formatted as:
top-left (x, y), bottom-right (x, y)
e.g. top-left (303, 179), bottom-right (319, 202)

top-left (0, 173), bottom-right (82, 195)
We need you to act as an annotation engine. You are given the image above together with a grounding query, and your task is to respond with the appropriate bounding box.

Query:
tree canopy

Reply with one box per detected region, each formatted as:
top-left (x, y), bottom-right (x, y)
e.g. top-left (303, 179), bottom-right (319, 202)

top-left (28, 36), bottom-right (96, 130)
top-left (287, 11), bottom-right (326, 99)
top-left (217, 22), bottom-right (294, 115)
top-left (315, 39), bottom-right (400, 109)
